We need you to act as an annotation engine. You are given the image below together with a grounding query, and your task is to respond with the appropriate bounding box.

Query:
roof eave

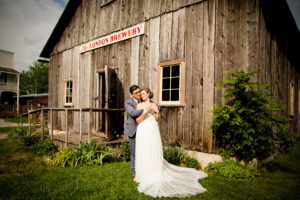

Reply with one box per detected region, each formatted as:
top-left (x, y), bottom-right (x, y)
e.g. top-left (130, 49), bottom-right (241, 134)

top-left (39, 0), bottom-right (82, 58)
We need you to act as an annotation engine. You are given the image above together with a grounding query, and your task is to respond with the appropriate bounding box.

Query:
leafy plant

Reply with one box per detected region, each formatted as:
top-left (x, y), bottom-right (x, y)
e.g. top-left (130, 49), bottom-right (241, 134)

top-left (206, 160), bottom-right (260, 179)
top-left (8, 127), bottom-right (39, 146)
top-left (163, 145), bottom-right (185, 165)
top-left (51, 140), bottom-right (120, 167)
top-left (211, 69), bottom-right (292, 162)
top-left (51, 148), bottom-right (80, 167)
top-left (33, 139), bottom-right (58, 156)
top-left (219, 149), bottom-right (234, 160)
top-left (121, 141), bottom-right (130, 161)
top-left (21, 135), bottom-right (40, 146)
top-left (183, 156), bottom-right (200, 169)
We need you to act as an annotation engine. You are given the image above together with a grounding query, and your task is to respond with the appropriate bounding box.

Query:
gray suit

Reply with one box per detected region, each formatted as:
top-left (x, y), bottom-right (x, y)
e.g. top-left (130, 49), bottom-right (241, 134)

top-left (124, 97), bottom-right (143, 176)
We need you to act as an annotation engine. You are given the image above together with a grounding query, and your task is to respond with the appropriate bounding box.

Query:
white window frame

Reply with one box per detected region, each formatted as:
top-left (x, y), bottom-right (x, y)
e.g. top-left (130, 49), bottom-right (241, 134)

top-left (64, 78), bottom-right (74, 106)
top-left (157, 59), bottom-right (185, 106)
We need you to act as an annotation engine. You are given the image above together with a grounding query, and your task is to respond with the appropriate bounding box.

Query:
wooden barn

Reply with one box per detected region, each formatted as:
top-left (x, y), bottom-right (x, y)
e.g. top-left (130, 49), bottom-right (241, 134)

top-left (40, 0), bottom-right (300, 153)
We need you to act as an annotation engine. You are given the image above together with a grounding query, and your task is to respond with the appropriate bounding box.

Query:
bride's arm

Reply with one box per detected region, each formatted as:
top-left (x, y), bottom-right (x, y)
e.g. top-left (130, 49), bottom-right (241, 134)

top-left (136, 104), bottom-right (149, 124)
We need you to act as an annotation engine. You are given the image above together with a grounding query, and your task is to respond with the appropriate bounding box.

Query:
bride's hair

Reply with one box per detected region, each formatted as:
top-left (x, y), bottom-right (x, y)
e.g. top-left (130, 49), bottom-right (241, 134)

top-left (142, 88), bottom-right (153, 99)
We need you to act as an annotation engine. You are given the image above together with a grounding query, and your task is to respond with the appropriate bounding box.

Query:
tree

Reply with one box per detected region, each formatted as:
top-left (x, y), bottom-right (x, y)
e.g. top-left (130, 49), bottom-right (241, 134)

top-left (20, 61), bottom-right (49, 95)
top-left (211, 69), bottom-right (292, 162)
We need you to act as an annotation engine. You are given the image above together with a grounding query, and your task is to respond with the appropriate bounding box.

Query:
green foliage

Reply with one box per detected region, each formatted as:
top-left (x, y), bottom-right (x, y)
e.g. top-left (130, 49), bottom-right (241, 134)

top-left (206, 160), bottom-right (260, 179)
top-left (163, 145), bottom-right (185, 165)
top-left (211, 69), bottom-right (292, 162)
top-left (8, 127), bottom-right (39, 146)
top-left (51, 140), bottom-right (120, 168)
top-left (121, 141), bottom-right (130, 161)
top-left (51, 148), bottom-right (80, 167)
top-left (4, 117), bottom-right (34, 124)
top-left (219, 149), bottom-right (234, 160)
top-left (183, 156), bottom-right (200, 169)
top-left (19, 61), bottom-right (49, 95)
top-left (21, 135), bottom-right (40, 146)
top-left (163, 145), bottom-right (200, 169)
top-left (33, 139), bottom-right (58, 156)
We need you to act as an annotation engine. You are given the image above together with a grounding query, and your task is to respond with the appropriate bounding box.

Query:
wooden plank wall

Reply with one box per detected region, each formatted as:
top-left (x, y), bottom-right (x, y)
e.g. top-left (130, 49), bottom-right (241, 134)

top-left (48, 0), bottom-right (299, 153)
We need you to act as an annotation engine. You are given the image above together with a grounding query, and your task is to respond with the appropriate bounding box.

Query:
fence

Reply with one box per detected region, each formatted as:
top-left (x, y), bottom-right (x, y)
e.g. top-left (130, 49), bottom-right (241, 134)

top-left (19, 107), bottom-right (125, 147)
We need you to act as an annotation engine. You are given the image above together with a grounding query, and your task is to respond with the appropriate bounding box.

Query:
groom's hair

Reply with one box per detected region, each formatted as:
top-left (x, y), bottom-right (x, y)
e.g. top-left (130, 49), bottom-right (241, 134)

top-left (130, 85), bottom-right (139, 94)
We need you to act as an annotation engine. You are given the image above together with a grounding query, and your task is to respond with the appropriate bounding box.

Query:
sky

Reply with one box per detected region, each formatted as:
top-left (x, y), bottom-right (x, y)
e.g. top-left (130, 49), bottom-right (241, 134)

top-left (0, 0), bottom-right (68, 72)
top-left (0, 0), bottom-right (299, 73)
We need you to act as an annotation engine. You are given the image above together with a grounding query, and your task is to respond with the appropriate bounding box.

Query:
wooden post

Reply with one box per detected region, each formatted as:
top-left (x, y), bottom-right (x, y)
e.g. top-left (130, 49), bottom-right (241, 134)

top-left (79, 108), bottom-right (82, 147)
top-left (20, 115), bottom-right (23, 127)
top-left (65, 109), bottom-right (68, 148)
top-left (50, 109), bottom-right (53, 140)
top-left (88, 109), bottom-right (92, 144)
top-left (28, 112), bottom-right (31, 136)
top-left (41, 109), bottom-right (44, 141)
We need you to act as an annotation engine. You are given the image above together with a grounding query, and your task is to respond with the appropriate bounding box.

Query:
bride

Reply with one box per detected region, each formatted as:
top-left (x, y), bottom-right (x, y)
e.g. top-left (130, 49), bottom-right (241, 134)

top-left (134, 88), bottom-right (208, 198)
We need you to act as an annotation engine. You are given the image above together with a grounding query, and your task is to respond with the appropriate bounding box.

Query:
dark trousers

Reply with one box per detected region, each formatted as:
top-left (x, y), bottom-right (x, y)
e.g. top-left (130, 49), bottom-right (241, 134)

top-left (129, 134), bottom-right (136, 176)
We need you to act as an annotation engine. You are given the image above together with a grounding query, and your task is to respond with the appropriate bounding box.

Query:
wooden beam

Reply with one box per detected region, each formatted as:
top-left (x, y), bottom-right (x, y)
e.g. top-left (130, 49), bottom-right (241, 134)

top-left (80, 108), bottom-right (82, 147)
top-left (65, 109), bottom-right (68, 148)
top-left (41, 109), bottom-right (44, 141)
top-left (28, 112), bottom-right (31, 136)
top-left (88, 109), bottom-right (92, 143)
top-left (50, 109), bottom-right (53, 140)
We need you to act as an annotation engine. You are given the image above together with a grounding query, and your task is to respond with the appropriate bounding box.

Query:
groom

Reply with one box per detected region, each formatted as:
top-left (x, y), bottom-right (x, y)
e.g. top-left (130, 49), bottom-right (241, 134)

top-left (124, 85), bottom-right (144, 179)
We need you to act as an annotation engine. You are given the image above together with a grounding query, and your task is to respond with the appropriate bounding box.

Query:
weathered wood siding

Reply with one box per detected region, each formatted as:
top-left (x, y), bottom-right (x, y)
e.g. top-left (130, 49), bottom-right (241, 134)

top-left (48, 0), bottom-right (300, 153)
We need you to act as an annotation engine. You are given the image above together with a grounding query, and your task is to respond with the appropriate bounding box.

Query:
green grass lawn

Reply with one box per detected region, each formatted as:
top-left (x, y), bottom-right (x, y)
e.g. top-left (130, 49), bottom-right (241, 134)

top-left (0, 137), bottom-right (299, 200)
top-left (2, 117), bottom-right (34, 124)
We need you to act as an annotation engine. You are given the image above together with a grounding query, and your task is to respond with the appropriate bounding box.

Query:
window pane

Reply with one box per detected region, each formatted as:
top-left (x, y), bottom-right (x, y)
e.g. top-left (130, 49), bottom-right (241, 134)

top-left (70, 88), bottom-right (72, 96)
top-left (172, 65), bottom-right (180, 77)
top-left (162, 90), bottom-right (170, 101)
top-left (162, 78), bottom-right (170, 89)
top-left (70, 81), bottom-right (73, 88)
top-left (69, 96), bottom-right (72, 103)
top-left (163, 66), bottom-right (170, 78)
top-left (171, 78), bottom-right (180, 89)
top-left (66, 81), bottom-right (69, 88)
top-left (66, 89), bottom-right (70, 96)
top-left (171, 90), bottom-right (179, 101)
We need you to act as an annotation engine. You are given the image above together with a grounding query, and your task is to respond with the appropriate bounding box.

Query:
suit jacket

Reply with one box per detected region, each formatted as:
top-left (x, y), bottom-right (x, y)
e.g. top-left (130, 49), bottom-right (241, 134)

top-left (124, 97), bottom-right (143, 137)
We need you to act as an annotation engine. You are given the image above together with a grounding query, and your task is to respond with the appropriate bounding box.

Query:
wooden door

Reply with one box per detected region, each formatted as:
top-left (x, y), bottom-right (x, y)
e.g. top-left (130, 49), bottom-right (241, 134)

top-left (99, 65), bottom-right (123, 139)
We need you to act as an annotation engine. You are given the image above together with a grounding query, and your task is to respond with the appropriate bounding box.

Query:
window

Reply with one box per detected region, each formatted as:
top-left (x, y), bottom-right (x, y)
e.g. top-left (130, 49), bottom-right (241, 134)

top-left (289, 81), bottom-right (294, 116)
top-left (64, 79), bottom-right (74, 106)
top-left (157, 60), bottom-right (185, 106)
top-left (0, 73), bottom-right (7, 84)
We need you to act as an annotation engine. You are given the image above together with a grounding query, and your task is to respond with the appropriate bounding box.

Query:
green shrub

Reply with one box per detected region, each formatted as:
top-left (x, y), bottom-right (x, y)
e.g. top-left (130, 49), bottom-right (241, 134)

top-left (33, 139), bottom-right (58, 156)
top-left (8, 127), bottom-right (39, 146)
top-left (183, 156), bottom-right (200, 169)
top-left (211, 69), bottom-right (292, 162)
top-left (8, 127), bottom-right (27, 141)
top-left (220, 149), bottom-right (234, 160)
top-left (121, 141), bottom-right (130, 161)
top-left (51, 148), bottom-right (80, 167)
top-left (163, 145), bottom-right (185, 165)
top-left (51, 140), bottom-right (120, 167)
top-left (206, 160), bottom-right (260, 179)
top-left (21, 135), bottom-right (40, 146)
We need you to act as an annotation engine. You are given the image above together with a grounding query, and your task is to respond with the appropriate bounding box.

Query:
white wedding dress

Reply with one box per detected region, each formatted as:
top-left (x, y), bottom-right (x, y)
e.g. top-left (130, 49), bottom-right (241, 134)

top-left (135, 113), bottom-right (208, 198)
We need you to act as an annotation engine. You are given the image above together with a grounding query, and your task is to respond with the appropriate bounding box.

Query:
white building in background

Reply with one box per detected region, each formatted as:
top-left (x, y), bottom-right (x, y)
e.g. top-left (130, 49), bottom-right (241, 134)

top-left (0, 50), bottom-right (19, 115)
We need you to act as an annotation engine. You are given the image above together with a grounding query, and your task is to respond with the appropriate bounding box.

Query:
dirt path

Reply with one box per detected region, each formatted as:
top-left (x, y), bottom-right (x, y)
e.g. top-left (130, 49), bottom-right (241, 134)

top-left (0, 133), bottom-right (8, 139)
